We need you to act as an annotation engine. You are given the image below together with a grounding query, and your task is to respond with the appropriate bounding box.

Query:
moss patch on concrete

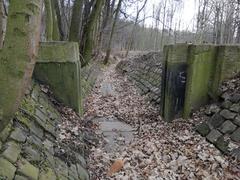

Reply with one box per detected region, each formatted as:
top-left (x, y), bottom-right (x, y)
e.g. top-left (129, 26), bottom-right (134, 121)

top-left (162, 44), bottom-right (189, 122)
top-left (184, 45), bottom-right (217, 118)
top-left (34, 42), bottom-right (83, 115)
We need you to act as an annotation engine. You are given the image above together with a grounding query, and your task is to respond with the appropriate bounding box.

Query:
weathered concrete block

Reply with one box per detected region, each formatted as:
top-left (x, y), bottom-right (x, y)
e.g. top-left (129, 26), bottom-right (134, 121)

top-left (39, 167), bottom-right (57, 180)
top-left (231, 128), bottom-right (240, 142)
top-left (16, 158), bottom-right (39, 180)
top-left (161, 44), bottom-right (189, 121)
top-left (34, 42), bottom-right (82, 114)
top-left (9, 127), bottom-right (27, 143)
top-left (217, 46), bottom-right (240, 82)
top-left (208, 113), bottom-right (225, 128)
top-left (184, 45), bottom-right (217, 118)
top-left (2, 141), bottom-right (21, 163)
top-left (214, 136), bottom-right (229, 154)
top-left (206, 129), bottom-right (222, 143)
top-left (219, 120), bottom-right (237, 134)
top-left (0, 158), bottom-right (16, 179)
top-left (196, 122), bottom-right (210, 136)
top-left (233, 115), bottom-right (240, 126)
top-left (220, 109), bottom-right (236, 120)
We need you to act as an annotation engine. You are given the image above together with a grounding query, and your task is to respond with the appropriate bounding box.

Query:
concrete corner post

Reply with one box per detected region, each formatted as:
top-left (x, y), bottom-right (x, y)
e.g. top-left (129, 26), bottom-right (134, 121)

top-left (161, 44), bottom-right (189, 122)
top-left (34, 42), bottom-right (83, 115)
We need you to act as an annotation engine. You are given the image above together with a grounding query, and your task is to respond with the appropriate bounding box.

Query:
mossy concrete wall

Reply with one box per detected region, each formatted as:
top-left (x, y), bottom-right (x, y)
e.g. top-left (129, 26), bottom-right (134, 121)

top-left (184, 45), bottom-right (217, 118)
top-left (33, 42), bottom-right (83, 114)
top-left (161, 44), bottom-right (240, 122)
top-left (161, 44), bottom-right (189, 121)
top-left (81, 62), bottom-right (102, 101)
top-left (212, 46), bottom-right (240, 96)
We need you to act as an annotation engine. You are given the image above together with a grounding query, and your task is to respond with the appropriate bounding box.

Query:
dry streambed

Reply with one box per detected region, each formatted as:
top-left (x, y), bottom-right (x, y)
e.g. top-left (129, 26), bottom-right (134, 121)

top-left (83, 57), bottom-right (239, 179)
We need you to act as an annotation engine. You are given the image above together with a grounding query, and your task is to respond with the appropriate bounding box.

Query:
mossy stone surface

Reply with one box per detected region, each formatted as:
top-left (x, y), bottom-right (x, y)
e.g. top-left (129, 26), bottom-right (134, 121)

top-left (39, 167), bottom-right (56, 180)
top-left (2, 141), bottom-right (21, 163)
top-left (76, 164), bottom-right (89, 180)
top-left (0, 121), bottom-right (12, 142)
top-left (17, 158), bottom-right (39, 180)
top-left (0, 157), bottom-right (16, 179)
top-left (184, 45), bottom-right (217, 118)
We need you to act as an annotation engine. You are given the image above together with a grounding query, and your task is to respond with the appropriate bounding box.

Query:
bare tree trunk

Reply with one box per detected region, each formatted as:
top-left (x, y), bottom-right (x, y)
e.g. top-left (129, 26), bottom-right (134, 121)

top-left (51, 0), bottom-right (60, 40)
top-left (97, 0), bottom-right (111, 53)
top-left (0, 0), bottom-right (6, 48)
top-left (45, 0), bottom-right (53, 40)
top-left (125, 0), bottom-right (148, 57)
top-left (53, 0), bottom-right (65, 40)
top-left (0, 0), bottom-right (43, 131)
top-left (69, 0), bottom-right (83, 42)
top-left (103, 0), bottom-right (122, 64)
top-left (81, 0), bottom-right (104, 66)
top-left (160, 0), bottom-right (167, 48)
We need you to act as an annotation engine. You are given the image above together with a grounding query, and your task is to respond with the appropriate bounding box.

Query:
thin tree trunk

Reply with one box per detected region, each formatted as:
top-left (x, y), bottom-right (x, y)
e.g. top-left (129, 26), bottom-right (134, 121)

top-left (51, 0), bottom-right (60, 40)
top-left (0, 0), bottom-right (6, 48)
top-left (53, 0), bottom-right (64, 40)
top-left (81, 0), bottom-right (104, 67)
top-left (160, 0), bottom-right (167, 48)
top-left (125, 0), bottom-right (148, 57)
top-left (44, 0), bottom-right (53, 40)
top-left (103, 0), bottom-right (122, 64)
top-left (69, 0), bottom-right (83, 42)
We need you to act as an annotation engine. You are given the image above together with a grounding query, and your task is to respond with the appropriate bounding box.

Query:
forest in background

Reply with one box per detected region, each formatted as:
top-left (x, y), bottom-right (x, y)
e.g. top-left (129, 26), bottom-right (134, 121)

top-left (1, 0), bottom-right (240, 65)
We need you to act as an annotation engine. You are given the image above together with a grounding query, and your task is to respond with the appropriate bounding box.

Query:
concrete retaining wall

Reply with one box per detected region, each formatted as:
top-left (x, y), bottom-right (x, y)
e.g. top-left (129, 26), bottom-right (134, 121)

top-left (34, 42), bottom-right (83, 114)
top-left (184, 45), bottom-right (217, 117)
top-left (162, 44), bottom-right (240, 122)
top-left (161, 45), bottom-right (188, 121)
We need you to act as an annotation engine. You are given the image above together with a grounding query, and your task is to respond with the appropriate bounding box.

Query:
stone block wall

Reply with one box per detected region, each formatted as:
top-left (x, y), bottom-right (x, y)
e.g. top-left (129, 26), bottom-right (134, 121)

top-left (81, 62), bottom-right (102, 101)
top-left (0, 83), bottom-right (89, 180)
top-left (184, 45), bottom-right (217, 117)
top-left (196, 75), bottom-right (240, 158)
top-left (117, 52), bottom-right (163, 108)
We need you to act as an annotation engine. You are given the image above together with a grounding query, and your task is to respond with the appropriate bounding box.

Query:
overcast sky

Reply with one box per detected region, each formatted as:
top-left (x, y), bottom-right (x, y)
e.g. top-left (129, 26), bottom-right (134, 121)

top-left (138, 0), bottom-right (197, 30)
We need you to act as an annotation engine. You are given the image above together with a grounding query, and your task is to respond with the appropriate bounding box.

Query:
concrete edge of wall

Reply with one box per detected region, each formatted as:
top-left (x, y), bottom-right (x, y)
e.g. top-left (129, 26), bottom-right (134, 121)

top-left (33, 41), bottom-right (83, 115)
top-left (161, 44), bottom-right (240, 122)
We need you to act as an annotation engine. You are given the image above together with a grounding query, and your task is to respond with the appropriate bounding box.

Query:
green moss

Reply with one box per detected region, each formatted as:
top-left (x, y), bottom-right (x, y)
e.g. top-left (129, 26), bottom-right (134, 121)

top-left (184, 45), bottom-right (217, 118)
top-left (0, 158), bottom-right (16, 179)
top-left (34, 42), bottom-right (83, 115)
top-left (20, 97), bottom-right (36, 115)
top-left (15, 112), bottom-right (31, 127)
top-left (17, 158), bottom-right (39, 180)
top-left (0, 0), bottom-right (42, 131)
top-left (0, 121), bottom-right (12, 142)
top-left (37, 42), bottom-right (79, 63)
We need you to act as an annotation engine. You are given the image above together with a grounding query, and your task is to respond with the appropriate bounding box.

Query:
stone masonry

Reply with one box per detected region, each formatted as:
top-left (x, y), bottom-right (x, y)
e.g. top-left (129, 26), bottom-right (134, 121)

top-left (0, 82), bottom-right (89, 180)
top-left (196, 74), bottom-right (240, 160)
top-left (117, 52), bottom-right (163, 108)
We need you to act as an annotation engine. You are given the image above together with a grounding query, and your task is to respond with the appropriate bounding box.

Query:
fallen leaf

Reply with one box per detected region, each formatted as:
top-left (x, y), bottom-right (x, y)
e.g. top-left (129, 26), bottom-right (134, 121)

top-left (107, 159), bottom-right (124, 176)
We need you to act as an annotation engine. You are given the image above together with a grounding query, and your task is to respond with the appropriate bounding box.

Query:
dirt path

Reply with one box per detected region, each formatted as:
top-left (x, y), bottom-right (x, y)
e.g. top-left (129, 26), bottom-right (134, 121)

top-left (83, 56), bottom-right (239, 179)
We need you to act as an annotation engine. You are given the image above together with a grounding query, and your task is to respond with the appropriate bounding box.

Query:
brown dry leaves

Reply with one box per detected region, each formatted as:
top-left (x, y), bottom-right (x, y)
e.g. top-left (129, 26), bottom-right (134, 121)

top-left (84, 56), bottom-right (240, 180)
